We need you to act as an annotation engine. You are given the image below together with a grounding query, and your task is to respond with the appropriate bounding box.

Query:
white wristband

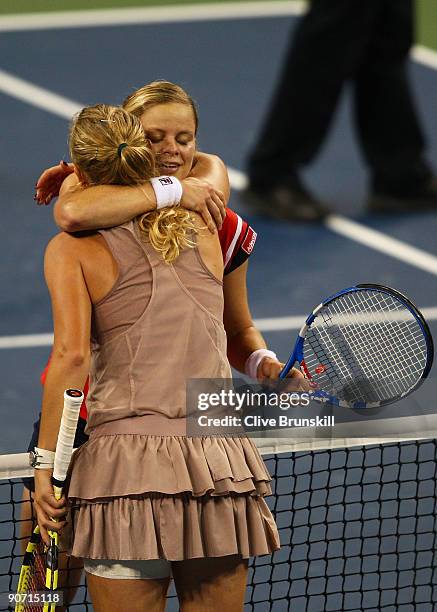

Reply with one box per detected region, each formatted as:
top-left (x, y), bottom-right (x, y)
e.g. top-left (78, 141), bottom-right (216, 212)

top-left (30, 447), bottom-right (55, 469)
top-left (244, 349), bottom-right (278, 380)
top-left (150, 176), bottom-right (183, 210)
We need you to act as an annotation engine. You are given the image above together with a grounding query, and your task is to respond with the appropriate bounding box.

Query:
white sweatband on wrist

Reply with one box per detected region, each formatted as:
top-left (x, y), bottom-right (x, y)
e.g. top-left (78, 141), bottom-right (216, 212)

top-left (244, 349), bottom-right (278, 380)
top-left (30, 447), bottom-right (55, 469)
top-left (150, 176), bottom-right (183, 209)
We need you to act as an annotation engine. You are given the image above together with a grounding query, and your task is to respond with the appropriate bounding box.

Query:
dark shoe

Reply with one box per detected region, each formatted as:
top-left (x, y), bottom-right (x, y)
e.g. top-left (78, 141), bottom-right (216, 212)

top-left (242, 178), bottom-right (329, 222)
top-left (369, 177), bottom-right (437, 213)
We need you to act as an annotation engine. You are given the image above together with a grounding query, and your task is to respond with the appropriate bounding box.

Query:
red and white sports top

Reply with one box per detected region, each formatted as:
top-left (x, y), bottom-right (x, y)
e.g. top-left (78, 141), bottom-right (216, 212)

top-left (220, 208), bottom-right (257, 274)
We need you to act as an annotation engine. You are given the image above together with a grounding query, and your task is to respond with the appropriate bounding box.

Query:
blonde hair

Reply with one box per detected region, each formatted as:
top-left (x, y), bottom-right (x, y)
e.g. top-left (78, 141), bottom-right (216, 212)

top-left (138, 208), bottom-right (197, 264)
top-left (122, 80), bottom-right (199, 134)
top-left (70, 103), bottom-right (198, 264)
top-left (69, 104), bottom-right (155, 185)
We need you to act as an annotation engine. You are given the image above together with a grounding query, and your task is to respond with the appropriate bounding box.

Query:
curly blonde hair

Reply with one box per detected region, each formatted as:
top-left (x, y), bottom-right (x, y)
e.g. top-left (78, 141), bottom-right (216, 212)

top-left (138, 207), bottom-right (198, 264)
top-left (70, 103), bottom-right (198, 264)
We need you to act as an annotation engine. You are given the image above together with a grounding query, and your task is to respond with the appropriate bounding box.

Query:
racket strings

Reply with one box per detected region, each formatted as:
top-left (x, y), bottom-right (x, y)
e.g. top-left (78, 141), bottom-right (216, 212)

top-left (304, 290), bottom-right (428, 404)
top-left (321, 298), bottom-right (422, 401)
top-left (347, 292), bottom-right (427, 385)
top-left (330, 293), bottom-right (422, 398)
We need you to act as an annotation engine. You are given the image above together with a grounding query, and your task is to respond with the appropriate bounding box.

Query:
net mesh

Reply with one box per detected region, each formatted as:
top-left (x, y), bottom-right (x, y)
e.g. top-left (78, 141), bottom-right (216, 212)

top-left (1, 439), bottom-right (436, 611)
top-left (304, 289), bottom-right (430, 406)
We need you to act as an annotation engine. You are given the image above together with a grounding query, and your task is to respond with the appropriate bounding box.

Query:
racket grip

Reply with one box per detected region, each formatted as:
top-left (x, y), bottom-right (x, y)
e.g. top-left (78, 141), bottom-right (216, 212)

top-left (52, 485), bottom-right (63, 501)
top-left (53, 389), bottom-right (84, 484)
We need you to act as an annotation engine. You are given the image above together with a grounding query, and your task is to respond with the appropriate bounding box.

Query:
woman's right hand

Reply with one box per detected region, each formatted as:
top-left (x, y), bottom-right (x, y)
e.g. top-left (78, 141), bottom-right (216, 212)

top-left (34, 469), bottom-right (68, 545)
top-left (35, 161), bottom-right (74, 205)
top-left (258, 359), bottom-right (313, 392)
top-left (180, 177), bottom-right (226, 233)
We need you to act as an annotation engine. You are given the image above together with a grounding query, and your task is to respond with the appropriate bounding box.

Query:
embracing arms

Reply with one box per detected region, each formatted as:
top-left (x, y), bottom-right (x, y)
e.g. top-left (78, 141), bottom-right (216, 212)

top-left (35, 152), bottom-right (228, 233)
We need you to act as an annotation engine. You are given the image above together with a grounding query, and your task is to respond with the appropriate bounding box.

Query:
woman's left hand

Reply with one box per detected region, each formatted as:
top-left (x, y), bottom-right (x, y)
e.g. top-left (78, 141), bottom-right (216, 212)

top-left (35, 161), bottom-right (75, 205)
top-left (34, 469), bottom-right (68, 546)
top-left (180, 177), bottom-right (226, 232)
top-left (257, 358), bottom-right (312, 391)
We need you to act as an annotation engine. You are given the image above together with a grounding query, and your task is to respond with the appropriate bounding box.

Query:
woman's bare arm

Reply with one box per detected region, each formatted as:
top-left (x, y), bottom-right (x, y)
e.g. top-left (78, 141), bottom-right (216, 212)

top-left (39, 233), bottom-right (91, 450)
top-left (224, 262), bottom-right (309, 385)
top-left (190, 152), bottom-right (231, 202)
top-left (35, 232), bottom-right (92, 543)
top-left (53, 153), bottom-right (228, 233)
top-left (54, 175), bottom-right (156, 231)
top-left (223, 261), bottom-right (268, 374)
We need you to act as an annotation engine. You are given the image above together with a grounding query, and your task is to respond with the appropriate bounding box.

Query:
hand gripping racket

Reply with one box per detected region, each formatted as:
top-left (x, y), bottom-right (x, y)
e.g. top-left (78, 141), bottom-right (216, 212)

top-left (15, 389), bottom-right (84, 612)
top-left (279, 284), bottom-right (434, 409)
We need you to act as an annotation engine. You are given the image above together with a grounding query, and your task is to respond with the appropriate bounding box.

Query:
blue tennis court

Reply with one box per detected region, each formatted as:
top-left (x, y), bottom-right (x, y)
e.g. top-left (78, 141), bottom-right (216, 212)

top-left (1, 5), bottom-right (436, 449)
top-left (0, 4), bottom-right (436, 611)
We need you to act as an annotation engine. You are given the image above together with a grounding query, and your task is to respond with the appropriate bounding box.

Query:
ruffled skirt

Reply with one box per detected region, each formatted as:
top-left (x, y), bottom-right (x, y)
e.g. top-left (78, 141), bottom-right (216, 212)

top-left (66, 433), bottom-right (280, 561)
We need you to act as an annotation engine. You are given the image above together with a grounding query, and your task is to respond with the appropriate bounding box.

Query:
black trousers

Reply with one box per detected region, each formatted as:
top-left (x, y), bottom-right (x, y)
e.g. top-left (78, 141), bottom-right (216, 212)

top-left (248, 0), bottom-right (431, 194)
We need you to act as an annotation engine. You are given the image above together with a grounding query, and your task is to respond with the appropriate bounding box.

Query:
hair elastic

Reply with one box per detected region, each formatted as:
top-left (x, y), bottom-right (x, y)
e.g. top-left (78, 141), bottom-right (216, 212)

top-left (117, 142), bottom-right (128, 157)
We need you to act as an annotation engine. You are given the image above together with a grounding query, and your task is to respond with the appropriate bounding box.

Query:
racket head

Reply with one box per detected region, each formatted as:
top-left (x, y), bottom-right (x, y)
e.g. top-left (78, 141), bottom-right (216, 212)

top-left (281, 284), bottom-right (434, 409)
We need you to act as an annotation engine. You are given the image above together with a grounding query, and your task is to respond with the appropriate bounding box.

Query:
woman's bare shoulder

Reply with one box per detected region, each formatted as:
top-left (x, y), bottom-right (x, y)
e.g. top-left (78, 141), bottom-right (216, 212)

top-left (190, 211), bottom-right (213, 236)
top-left (45, 230), bottom-right (102, 258)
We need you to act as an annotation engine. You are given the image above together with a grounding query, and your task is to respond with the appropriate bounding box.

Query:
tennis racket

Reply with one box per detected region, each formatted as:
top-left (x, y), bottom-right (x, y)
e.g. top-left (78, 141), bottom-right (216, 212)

top-left (15, 389), bottom-right (84, 612)
top-left (279, 284), bottom-right (434, 409)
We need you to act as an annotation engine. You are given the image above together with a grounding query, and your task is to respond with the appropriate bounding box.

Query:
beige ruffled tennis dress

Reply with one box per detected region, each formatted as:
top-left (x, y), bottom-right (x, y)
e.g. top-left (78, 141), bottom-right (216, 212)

top-left (67, 221), bottom-right (280, 561)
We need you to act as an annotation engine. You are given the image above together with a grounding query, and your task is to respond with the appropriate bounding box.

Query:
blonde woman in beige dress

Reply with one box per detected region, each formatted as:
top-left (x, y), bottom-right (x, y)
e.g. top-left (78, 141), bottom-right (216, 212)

top-left (33, 103), bottom-right (304, 611)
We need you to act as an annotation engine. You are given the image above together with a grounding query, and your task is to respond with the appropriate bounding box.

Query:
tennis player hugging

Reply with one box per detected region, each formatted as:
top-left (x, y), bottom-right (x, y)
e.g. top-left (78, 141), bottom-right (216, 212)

top-left (33, 102), bottom-right (297, 611)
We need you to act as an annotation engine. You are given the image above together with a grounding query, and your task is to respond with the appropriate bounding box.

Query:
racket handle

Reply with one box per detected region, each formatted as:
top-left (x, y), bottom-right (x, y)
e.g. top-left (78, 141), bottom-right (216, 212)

top-left (53, 389), bottom-right (84, 484)
top-left (52, 485), bottom-right (63, 501)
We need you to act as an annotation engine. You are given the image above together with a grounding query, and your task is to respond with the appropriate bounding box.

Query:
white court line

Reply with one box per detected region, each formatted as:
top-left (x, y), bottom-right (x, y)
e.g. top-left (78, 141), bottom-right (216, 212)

top-left (0, 1), bottom-right (306, 31)
top-left (257, 306), bottom-right (437, 331)
top-left (0, 0), bottom-right (435, 77)
top-left (0, 68), bottom-right (436, 289)
top-left (412, 45), bottom-right (437, 71)
top-left (325, 215), bottom-right (437, 276)
top-left (0, 0), bottom-right (434, 78)
top-left (0, 17), bottom-right (436, 340)
top-left (228, 167), bottom-right (437, 276)
top-left (0, 333), bottom-right (54, 349)
top-left (0, 68), bottom-right (81, 118)
top-left (2, 306), bottom-right (437, 348)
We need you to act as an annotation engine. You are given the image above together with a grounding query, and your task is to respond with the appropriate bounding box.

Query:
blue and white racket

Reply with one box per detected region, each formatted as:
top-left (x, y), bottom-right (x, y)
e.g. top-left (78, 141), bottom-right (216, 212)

top-left (280, 284), bottom-right (434, 409)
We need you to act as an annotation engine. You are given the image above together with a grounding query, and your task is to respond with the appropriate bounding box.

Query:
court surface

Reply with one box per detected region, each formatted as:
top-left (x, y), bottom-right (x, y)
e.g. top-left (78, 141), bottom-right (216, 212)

top-left (0, 4), bottom-right (436, 611)
top-left (1, 2), bottom-right (436, 452)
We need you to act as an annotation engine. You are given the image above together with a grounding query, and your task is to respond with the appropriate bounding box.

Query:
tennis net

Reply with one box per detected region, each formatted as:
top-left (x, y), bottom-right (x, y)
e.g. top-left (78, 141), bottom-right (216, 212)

top-left (1, 436), bottom-right (436, 611)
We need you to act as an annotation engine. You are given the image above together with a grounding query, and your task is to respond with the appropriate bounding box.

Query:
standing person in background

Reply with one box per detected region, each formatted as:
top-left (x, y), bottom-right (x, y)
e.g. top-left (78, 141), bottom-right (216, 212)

top-left (244, 0), bottom-right (437, 221)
